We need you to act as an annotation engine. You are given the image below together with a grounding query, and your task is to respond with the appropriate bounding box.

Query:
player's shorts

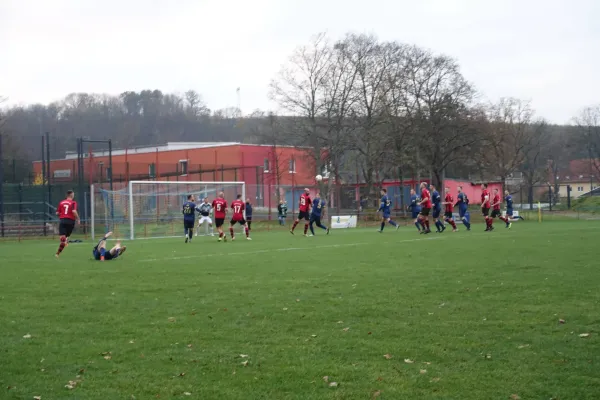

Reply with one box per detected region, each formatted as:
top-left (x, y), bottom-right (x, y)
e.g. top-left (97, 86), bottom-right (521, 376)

top-left (246, 216), bottom-right (252, 221)
top-left (482, 207), bottom-right (490, 217)
top-left (459, 208), bottom-right (467, 218)
top-left (411, 211), bottom-right (420, 219)
top-left (59, 218), bottom-right (75, 237)
top-left (184, 220), bottom-right (195, 229)
top-left (298, 210), bottom-right (310, 221)
top-left (215, 218), bottom-right (225, 228)
top-left (93, 248), bottom-right (118, 261)
top-left (491, 209), bottom-right (501, 218)
top-left (432, 207), bottom-right (441, 218)
top-left (230, 218), bottom-right (246, 225)
top-left (310, 214), bottom-right (322, 225)
top-left (382, 212), bottom-right (391, 220)
top-left (420, 207), bottom-right (431, 217)
top-left (506, 208), bottom-right (514, 217)
top-left (198, 216), bottom-right (213, 225)
top-left (444, 211), bottom-right (453, 219)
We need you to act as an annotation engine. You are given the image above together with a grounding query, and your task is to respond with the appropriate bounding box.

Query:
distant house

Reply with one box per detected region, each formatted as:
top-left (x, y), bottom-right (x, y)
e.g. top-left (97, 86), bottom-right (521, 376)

top-left (550, 159), bottom-right (600, 198)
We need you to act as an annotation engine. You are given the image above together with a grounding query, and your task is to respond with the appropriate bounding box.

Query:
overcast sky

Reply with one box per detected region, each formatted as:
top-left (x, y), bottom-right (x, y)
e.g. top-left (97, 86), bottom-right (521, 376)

top-left (1, 0), bottom-right (598, 124)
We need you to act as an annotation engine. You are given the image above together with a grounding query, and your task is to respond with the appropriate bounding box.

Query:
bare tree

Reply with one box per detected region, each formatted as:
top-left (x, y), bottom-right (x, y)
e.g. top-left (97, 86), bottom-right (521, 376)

top-left (573, 105), bottom-right (600, 179)
top-left (269, 32), bottom-right (332, 174)
top-left (480, 98), bottom-right (537, 191)
top-left (521, 120), bottom-right (550, 208)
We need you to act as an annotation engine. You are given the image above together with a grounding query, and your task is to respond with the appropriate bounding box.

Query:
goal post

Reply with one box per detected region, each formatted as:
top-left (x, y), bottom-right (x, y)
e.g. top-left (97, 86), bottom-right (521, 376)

top-left (91, 181), bottom-right (246, 240)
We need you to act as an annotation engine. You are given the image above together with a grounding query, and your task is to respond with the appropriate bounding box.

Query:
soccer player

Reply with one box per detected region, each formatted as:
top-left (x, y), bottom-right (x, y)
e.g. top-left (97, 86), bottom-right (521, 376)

top-left (290, 188), bottom-right (311, 236)
top-left (230, 194), bottom-right (251, 240)
top-left (418, 182), bottom-right (432, 234)
top-left (309, 193), bottom-right (329, 236)
top-left (431, 185), bottom-right (444, 232)
top-left (481, 183), bottom-right (492, 231)
top-left (378, 188), bottom-right (399, 233)
top-left (182, 195), bottom-right (196, 243)
top-left (502, 190), bottom-right (524, 227)
top-left (55, 190), bottom-right (80, 258)
top-left (212, 192), bottom-right (228, 241)
top-left (408, 188), bottom-right (423, 232)
top-left (195, 197), bottom-right (214, 236)
top-left (489, 188), bottom-right (503, 231)
top-left (455, 186), bottom-right (471, 230)
top-left (278, 200), bottom-right (288, 226)
top-left (245, 198), bottom-right (253, 231)
top-left (92, 231), bottom-right (126, 261)
top-left (443, 187), bottom-right (458, 232)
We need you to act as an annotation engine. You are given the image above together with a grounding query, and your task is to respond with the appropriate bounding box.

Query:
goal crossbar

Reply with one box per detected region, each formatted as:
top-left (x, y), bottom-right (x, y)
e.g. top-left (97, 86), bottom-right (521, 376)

top-left (127, 180), bottom-right (246, 240)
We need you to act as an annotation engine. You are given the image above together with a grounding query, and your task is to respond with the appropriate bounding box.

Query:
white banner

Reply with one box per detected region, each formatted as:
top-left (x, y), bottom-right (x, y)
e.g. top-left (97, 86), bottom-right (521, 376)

top-left (53, 169), bottom-right (72, 178)
top-left (330, 215), bottom-right (357, 229)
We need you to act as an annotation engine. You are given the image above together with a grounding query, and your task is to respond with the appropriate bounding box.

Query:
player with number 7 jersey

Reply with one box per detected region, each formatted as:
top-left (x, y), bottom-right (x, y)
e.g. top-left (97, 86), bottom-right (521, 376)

top-left (212, 193), bottom-right (228, 242)
top-left (55, 190), bottom-right (80, 258)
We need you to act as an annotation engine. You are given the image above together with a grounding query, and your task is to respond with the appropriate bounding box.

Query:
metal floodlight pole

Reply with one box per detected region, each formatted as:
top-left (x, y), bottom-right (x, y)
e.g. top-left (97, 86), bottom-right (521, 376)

top-left (0, 133), bottom-right (4, 237)
top-left (45, 132), bottom-right (51, 223)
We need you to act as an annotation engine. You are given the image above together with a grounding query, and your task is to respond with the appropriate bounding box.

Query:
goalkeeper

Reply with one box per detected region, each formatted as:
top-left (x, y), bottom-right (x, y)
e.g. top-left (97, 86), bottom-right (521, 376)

top-left (93, 231), bottom-right (126, 261)
top-left (195, 197), bottom-right (214, 236)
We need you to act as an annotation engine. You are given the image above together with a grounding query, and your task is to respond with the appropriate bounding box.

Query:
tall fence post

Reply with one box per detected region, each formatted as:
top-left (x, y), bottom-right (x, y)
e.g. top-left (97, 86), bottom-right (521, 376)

top-left (0, 133), bottom-right (4, 237)
top-left (42, 135), bottom-right (47, 236)
top-left (45, 132), bottom-right (51, 227)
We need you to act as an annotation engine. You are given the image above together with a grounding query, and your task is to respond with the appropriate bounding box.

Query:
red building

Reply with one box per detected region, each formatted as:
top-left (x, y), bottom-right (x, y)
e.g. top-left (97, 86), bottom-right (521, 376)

top-left (33, 142), bottom-right (318, 208)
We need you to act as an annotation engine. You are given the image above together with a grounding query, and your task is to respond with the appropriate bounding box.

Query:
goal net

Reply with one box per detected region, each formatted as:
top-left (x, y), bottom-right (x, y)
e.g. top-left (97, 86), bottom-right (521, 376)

top-left (91, 181), bottom-right (246, 240)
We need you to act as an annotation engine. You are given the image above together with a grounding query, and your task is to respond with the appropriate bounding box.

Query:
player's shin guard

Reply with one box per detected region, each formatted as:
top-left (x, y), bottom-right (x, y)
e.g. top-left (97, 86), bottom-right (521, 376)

top-left (447, 218), bottom-right (457, 229)
top-left (291, 220), bottom-right (299, 231)
top-left (245, 227), bottom-right (249, 237)
top-left (57, 235), bottom-right (67, 255)
top-left (229, 227), bottom-right (234, 239)
top-left (304, 223), bottom-right (309, 235)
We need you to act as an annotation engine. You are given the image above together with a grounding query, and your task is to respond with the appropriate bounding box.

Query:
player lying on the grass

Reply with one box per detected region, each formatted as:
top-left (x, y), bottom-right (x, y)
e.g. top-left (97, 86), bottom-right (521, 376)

top-left (278, 200), bottom-right (288, 226)
top-left (378, 188), bottom-right (399, 233)
top-left (408, 189), bottom-right (424, 232)
top-left (230, 194), bottom-right (251, 240)
top-left (195, 197), bottom-right (214, 236)
top-left (309, 193), bottom-right (329, 236)
top-left (56, 190), bottom-right (80, 258)
top-left (291, 188), bottom-right (311, 236)
top-left (92, 231), bottom-right (126, 261)
top-left (183, 194), bottom-right (196, 243)
top-left (418, 182), bottom-right (432, 234)
top-left (431, 185), bottom-right (444, 232)
top-left (212, 192), bottom-right (228, 242)
top-left (442, 187), bottom-right (458, 232)
top-left (455, 186), bottom-right (471, 230)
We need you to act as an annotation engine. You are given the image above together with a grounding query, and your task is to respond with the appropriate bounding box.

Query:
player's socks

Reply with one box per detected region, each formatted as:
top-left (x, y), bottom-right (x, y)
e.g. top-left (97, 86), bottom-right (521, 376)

top-left (100, 247), bottom-right (106, 261)
top-left (229, 227), bottom-right (235, 239)
top-left (188, 229), bottom-right (193, 240)
top-left (380, 222), bottom-right (385, 232)
top-left (434, 220), bottom-right (442, 232)
top-left (320, 224), bottom-right (328, 231)
top-left (304, 223), bottom-right (309, 235)
top-left (56, 235), bottom-right (67, 256)
top-left (245, 227), bottom-right (250, 238)
top-left (389, 220), bottom-right (398, 227)
top-left (414, 221), bottom-right (421, 231)
top-left (309, 224), bottom-right (315, 235)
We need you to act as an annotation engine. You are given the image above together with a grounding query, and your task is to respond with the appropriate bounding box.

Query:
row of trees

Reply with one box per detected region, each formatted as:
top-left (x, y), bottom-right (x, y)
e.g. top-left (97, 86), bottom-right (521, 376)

top-left (1, 32), bottom-right (599, 199)
top-left (251, 33), bottom-right (597, 200)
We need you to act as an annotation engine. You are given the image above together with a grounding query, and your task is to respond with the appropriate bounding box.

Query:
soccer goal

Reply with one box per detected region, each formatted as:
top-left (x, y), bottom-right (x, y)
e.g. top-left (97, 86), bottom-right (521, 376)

top-left (91, 181), bottom-right (246, 240)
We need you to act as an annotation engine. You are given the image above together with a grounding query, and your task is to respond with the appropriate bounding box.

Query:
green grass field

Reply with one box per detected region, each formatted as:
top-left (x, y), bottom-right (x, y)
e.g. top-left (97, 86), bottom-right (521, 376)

top-left (1, 220), bottom-right (599, 399)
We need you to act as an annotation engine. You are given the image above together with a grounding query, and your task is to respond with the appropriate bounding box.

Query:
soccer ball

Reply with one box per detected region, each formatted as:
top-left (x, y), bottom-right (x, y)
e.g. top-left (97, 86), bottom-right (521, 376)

top-left (315, 175), bottom-right (323, 182)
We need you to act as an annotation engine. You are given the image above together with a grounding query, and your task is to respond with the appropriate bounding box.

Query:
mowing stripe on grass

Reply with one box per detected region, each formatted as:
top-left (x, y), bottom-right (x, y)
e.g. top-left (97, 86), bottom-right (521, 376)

top-left (137, 236), bottom-right (444, 263)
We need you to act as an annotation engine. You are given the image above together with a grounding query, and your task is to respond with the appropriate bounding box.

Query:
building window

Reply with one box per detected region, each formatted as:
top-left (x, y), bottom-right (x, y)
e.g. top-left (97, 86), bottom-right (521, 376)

top-left (577, 186), bottom-right (583, 192)
top-left (263, 158), bottom-right (270, 173)
top-left (289, 159), bottom-right (296, 173)
top-left (149, 163), bottom-right (156, 178)
top-left (179, 160), bottom-right (188, 176)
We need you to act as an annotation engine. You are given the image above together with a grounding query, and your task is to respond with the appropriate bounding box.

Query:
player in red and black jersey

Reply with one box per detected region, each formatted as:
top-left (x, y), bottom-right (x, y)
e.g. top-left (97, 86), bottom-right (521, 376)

top-left (481, 183), bottom-right (492, 231)
top-left (212, 192), bottom-right (228, 242)
top-left (229, 194), bottom-right (251, 241)
top-left (55, 190), bottom-right (80, 258)
top-left (442, 187), bottom-right (458, 232)
top-left (418, 182), bottom-right (432, 234)
top-left (490, 188), bottom-right (505, 231)
top-left (290, 188), bottom-right (311, 236)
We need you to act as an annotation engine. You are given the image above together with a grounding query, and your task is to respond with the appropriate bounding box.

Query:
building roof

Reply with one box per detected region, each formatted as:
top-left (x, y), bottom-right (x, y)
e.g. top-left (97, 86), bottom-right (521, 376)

top-left (63, 142), bottom-right (241, 160)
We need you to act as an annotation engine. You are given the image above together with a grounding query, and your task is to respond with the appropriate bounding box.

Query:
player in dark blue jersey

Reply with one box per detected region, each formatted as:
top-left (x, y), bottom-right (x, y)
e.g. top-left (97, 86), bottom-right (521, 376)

top-left (408, 189), bottom-right (423, 232)
top-left (92, 231), bottom-right (126, 261)
top-left (309, 193), bottom-right (329, 235)
top-left (455, 186), bottom-right (471, 230)
top-left (245, 198), bottom-right (253, 231)
top-left (378, 188), bottom-right (399, 233)
top-left (431, 185), bottom-right (445, 232)
top-left (502, 190), bottom-right (524, 227)
top-left (182, 195), bottom-right (196, 243)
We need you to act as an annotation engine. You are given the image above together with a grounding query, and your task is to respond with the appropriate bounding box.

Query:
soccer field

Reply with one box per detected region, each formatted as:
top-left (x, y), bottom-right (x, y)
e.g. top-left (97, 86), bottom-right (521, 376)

top-left (1, 221), bottom-right (599, 399)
